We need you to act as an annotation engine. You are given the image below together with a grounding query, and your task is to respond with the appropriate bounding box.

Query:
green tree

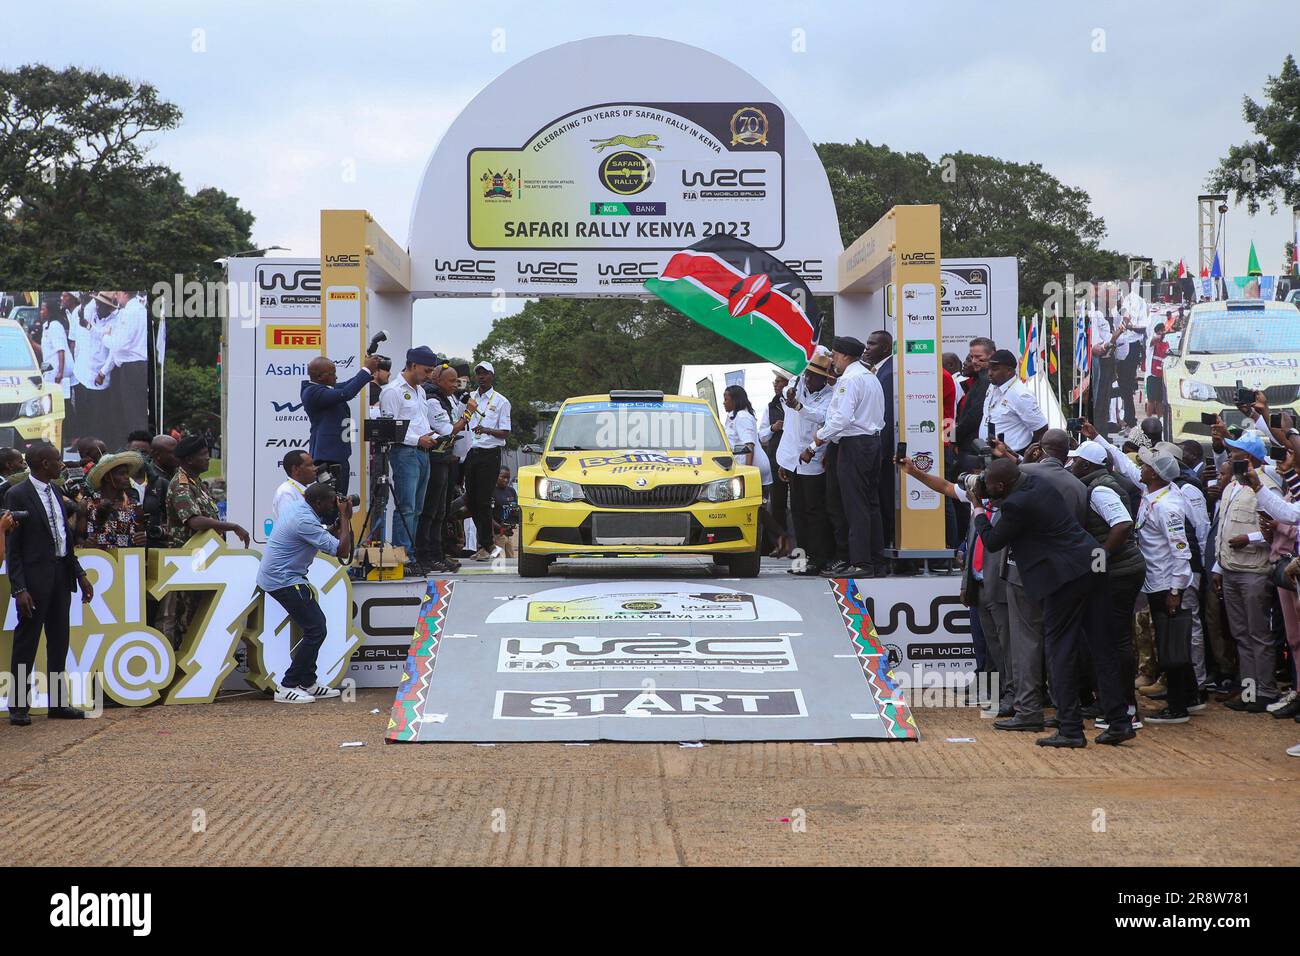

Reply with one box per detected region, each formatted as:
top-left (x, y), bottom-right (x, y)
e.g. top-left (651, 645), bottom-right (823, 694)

top-left (473, 298), bottom-right (754, 443)
top-left (817, 141), bottom-right (1132, 308)
top-left (0, 65), bottom-right (256, 434)
top-left (1208, 54), bottom-right (1300, 216)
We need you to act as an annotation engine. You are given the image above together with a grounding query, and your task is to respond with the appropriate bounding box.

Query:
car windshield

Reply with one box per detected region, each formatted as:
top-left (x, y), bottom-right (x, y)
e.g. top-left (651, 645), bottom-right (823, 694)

top-left (549, 400), bottom-right (728, 452)
top-left (0, 327), bottom-right (36, 371)
top-left (1187, 311), bottom-right (1300, 354)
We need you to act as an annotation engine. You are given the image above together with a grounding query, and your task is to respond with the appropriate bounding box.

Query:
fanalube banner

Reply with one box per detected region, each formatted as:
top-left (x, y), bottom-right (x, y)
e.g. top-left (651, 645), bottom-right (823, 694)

top-left (643, 235), bottom-right (821, 375)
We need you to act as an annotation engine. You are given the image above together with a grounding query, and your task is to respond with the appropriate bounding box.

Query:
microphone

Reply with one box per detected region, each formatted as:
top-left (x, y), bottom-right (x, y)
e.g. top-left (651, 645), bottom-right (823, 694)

top-left (366, 331), bottom-right (387, 356)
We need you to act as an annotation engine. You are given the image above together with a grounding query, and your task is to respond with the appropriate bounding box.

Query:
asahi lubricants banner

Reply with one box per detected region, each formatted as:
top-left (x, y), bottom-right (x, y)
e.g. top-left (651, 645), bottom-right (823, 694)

top-left (224, 258), bottom-right (321, 545)
top-left (467, 103), bottom-right (784, 257)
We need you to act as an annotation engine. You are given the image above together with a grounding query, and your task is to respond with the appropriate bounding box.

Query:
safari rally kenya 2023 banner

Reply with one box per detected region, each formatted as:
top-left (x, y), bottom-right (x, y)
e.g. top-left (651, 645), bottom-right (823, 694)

top-left (466, 103), bottom-right (785, 267)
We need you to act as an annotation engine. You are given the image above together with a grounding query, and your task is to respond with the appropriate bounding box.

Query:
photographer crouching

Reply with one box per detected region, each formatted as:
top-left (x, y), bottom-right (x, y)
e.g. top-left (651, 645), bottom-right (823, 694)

top-left (898, 453), bottom-right (1136, 748)
top-left (255, 482), bottom-right (356, 704)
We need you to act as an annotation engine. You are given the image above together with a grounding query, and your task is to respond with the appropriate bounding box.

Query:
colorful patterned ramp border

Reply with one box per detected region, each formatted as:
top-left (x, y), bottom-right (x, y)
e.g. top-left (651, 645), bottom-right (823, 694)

top-left (830, 577), bottom-right (919, 740)
top-left (385, 579), bottom-right (455, 743)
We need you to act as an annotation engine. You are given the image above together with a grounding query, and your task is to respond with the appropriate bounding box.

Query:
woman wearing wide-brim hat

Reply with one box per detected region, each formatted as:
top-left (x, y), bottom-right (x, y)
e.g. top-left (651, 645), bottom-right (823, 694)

top-left (80, 451), bottom-right (148, 550)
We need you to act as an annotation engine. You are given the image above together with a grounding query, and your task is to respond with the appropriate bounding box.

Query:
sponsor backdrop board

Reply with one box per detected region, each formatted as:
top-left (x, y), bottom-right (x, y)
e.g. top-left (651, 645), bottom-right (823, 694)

top-left (225, 259), bottom-right (325, 543)
top-left (407, 36), bottom-right (841, 297)
top-left (867, 257), bottom-right (1019, 356)
top-left (386, 576), bottom-right (919, 743)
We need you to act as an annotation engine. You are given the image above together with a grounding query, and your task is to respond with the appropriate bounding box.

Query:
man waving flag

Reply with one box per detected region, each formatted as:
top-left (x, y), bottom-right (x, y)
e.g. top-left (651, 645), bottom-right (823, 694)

top-left (644, 235), bottom-right (821, 375)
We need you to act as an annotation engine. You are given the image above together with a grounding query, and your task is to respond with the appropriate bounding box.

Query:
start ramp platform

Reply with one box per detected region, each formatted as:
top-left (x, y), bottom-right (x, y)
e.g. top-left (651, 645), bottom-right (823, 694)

top-left (384, 567), bottom-right (917, 743)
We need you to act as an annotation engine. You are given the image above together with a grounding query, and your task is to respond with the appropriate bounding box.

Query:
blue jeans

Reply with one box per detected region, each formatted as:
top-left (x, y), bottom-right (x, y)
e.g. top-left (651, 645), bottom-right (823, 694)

top-left (269, 584), bottom-right (327, 689)
top-left (387, 444), bottom-right (429, 554)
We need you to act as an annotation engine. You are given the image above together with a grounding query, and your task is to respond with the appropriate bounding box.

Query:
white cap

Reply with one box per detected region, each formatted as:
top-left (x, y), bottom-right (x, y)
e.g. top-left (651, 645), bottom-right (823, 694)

top-left (475, 360), bottom-right (495, 374)
top-left (1067, 440), bottom-right (1108, 465)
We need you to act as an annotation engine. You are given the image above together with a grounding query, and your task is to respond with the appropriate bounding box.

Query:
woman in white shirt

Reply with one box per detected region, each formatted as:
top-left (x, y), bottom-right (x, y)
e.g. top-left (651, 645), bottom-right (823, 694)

top-left (39, 298), bottom-right (72, 398)
top-left (723, 384), bottom-right (783, 555)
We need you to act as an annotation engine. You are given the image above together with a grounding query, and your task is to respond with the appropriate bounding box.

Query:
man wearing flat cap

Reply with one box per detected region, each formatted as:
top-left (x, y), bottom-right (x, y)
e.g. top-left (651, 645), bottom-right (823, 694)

top-left (982, 348), bottom-right (1048, 455)
top-left (803, 335), bottom-right (887, 577)
top-left (377, 346), bottom-right (440, 564)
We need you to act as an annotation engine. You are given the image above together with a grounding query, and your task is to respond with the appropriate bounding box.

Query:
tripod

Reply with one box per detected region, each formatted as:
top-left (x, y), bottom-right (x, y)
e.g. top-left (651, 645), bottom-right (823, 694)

top-left (357, 440), bottom-right (422, 579)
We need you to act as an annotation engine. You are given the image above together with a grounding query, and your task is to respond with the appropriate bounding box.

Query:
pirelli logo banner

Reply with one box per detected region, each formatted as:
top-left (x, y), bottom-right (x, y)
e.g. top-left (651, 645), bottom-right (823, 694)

top-left (264, 325), bottom-right (323, 350)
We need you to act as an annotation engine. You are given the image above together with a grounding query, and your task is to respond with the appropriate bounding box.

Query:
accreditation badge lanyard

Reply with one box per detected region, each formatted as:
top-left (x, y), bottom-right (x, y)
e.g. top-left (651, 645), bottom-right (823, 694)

top-left (1136, 485), bottom-right (1172, 532)
top-left (471, 389), bottom-right (497, 429)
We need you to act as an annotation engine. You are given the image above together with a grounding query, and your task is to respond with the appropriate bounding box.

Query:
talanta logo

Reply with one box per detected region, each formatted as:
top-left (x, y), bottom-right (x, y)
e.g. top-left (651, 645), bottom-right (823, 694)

top-left (265, 325), bottom-right (323, 349)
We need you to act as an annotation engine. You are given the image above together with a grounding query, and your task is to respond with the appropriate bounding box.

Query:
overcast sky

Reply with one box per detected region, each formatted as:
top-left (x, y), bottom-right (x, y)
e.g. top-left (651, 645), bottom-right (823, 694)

top-left (4, 0), bottom-right (1296, 356)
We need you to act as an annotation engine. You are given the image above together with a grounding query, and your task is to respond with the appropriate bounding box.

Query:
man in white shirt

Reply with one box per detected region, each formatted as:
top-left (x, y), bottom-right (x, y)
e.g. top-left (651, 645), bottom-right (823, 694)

top-left (98, 291), bottom-right (150, 438)
top-left (776, 352), bottom-right (836, 575)
top-left (805, 335), bottom-right (886, 576)
top-left (272, 449), bottom-right (319, 523)
top-left (982, 349), bottom-right (1048, 454)
top-left (1133, 449), bottom-right (1197, 723)
top-left (416, 365), bottom-right (477, 571)
top-left (377, 346), bottom-right (439, 562)
top-left (1113, 309), bottom-right (1144, 427)
top-left (463, 360), bottom-right (512, 562)
top-left (1089, 309), bottom-right (1119, 430)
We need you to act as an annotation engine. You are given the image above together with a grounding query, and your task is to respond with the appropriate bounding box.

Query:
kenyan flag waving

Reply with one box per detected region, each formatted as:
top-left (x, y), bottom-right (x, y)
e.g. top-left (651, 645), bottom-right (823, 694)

top-left (644, 235), bottom-right (821, 375)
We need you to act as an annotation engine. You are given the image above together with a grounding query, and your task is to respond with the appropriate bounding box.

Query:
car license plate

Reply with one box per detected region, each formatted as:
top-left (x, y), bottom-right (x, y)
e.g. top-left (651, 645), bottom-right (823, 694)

top-left (591, 512), bottom-right (690, 546)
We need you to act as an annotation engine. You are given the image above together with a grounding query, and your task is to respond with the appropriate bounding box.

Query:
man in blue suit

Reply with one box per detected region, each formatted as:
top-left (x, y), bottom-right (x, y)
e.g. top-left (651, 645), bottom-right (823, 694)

top-left (300, 354), bottom-right (381, 497)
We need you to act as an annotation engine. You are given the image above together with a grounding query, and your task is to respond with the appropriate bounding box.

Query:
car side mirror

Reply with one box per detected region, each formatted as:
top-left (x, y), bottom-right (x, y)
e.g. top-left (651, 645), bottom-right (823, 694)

top-left (519, 443), bottom-right (542, 455)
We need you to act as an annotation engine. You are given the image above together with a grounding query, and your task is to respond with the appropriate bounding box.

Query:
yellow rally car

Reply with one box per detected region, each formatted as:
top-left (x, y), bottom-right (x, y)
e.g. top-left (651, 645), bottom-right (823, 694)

top-left (0, 317), bottom-right (65, 451)
top-left (517, 390), bottom-right (763, 577)
top-left (1163, 299), bottom-right (1300, 443)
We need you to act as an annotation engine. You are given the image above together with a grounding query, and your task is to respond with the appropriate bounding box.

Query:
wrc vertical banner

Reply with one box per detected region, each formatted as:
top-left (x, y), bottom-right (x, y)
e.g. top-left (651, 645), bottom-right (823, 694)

top-left (891, 205), bottom-right (944, 551)
top-left (320, 210), bottom-right (371, 513)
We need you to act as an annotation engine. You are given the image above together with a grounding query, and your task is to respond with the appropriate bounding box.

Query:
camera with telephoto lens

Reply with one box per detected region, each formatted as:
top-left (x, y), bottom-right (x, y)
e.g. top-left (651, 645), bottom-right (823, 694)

top-left (314, 465), bottom-right (360, 507)
top-left (62, 473), bottom-right (89, 500)
top-left (957, 471), bottom-right (988, 502)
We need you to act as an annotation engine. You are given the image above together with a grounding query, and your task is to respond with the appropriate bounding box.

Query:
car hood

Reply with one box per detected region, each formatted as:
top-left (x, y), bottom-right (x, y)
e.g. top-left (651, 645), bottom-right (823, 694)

top-left (537, 449), bottom-right (741, 486)
top-left (1173, 352), bottom-right (1300, 383)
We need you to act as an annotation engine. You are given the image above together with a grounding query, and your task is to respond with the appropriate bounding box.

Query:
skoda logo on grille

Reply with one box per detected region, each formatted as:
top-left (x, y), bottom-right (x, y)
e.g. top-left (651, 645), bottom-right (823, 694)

top-left (634, 478), bottom-right (648, 487)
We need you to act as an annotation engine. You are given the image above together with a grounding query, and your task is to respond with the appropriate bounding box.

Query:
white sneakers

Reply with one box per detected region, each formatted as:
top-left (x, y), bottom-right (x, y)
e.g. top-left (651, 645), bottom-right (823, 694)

top-left (273, 683), bottom-right (342, 703)
top-left (274, 684), bottom-right (315, 704)
top-left (1287, 742), bottom-right (1300, 757)
top-left (1267, 690), bottom-right (1297, 713)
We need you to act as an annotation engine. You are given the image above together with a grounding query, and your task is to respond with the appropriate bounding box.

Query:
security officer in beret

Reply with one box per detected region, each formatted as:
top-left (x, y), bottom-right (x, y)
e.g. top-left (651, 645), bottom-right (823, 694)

top-left (802, 335), bottom-right (888, 576)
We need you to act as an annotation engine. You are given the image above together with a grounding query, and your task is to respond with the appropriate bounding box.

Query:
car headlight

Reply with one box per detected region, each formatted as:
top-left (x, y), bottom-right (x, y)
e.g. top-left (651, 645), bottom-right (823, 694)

top-left (535, 477), bottom-right (583, 502)
top-left (1179, 379), bottom-right (1216, 401)
top-left (702, 477), bottom-right (745, 502)
top-left (19, 395), bottom-right (52, 417)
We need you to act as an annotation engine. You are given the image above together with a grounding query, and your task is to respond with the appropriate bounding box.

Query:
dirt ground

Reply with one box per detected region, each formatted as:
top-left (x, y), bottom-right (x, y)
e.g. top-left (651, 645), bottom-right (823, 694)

top-left (1, 689), bottom-right (1296, 866)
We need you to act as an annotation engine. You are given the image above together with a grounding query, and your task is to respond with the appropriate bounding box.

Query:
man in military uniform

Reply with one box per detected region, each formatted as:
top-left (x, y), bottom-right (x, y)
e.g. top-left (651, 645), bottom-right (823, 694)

top-left (164, 435), bottom-right (251, 647)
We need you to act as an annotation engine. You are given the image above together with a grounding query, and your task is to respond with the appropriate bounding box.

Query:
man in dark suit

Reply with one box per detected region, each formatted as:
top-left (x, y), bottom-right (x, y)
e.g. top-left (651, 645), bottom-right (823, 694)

top-left (971, 459), bottom-right (1134, 747)
top-left (5, 442), bottom-right (94, 724)
top-left (953, 337), bottom-right (994, 471)
top-left (991, 430), bottom-right (1087, 733)
top-left (864, 330), bottom-right (896, 562)
top-left (300, 354), bottom-right (381, 497)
